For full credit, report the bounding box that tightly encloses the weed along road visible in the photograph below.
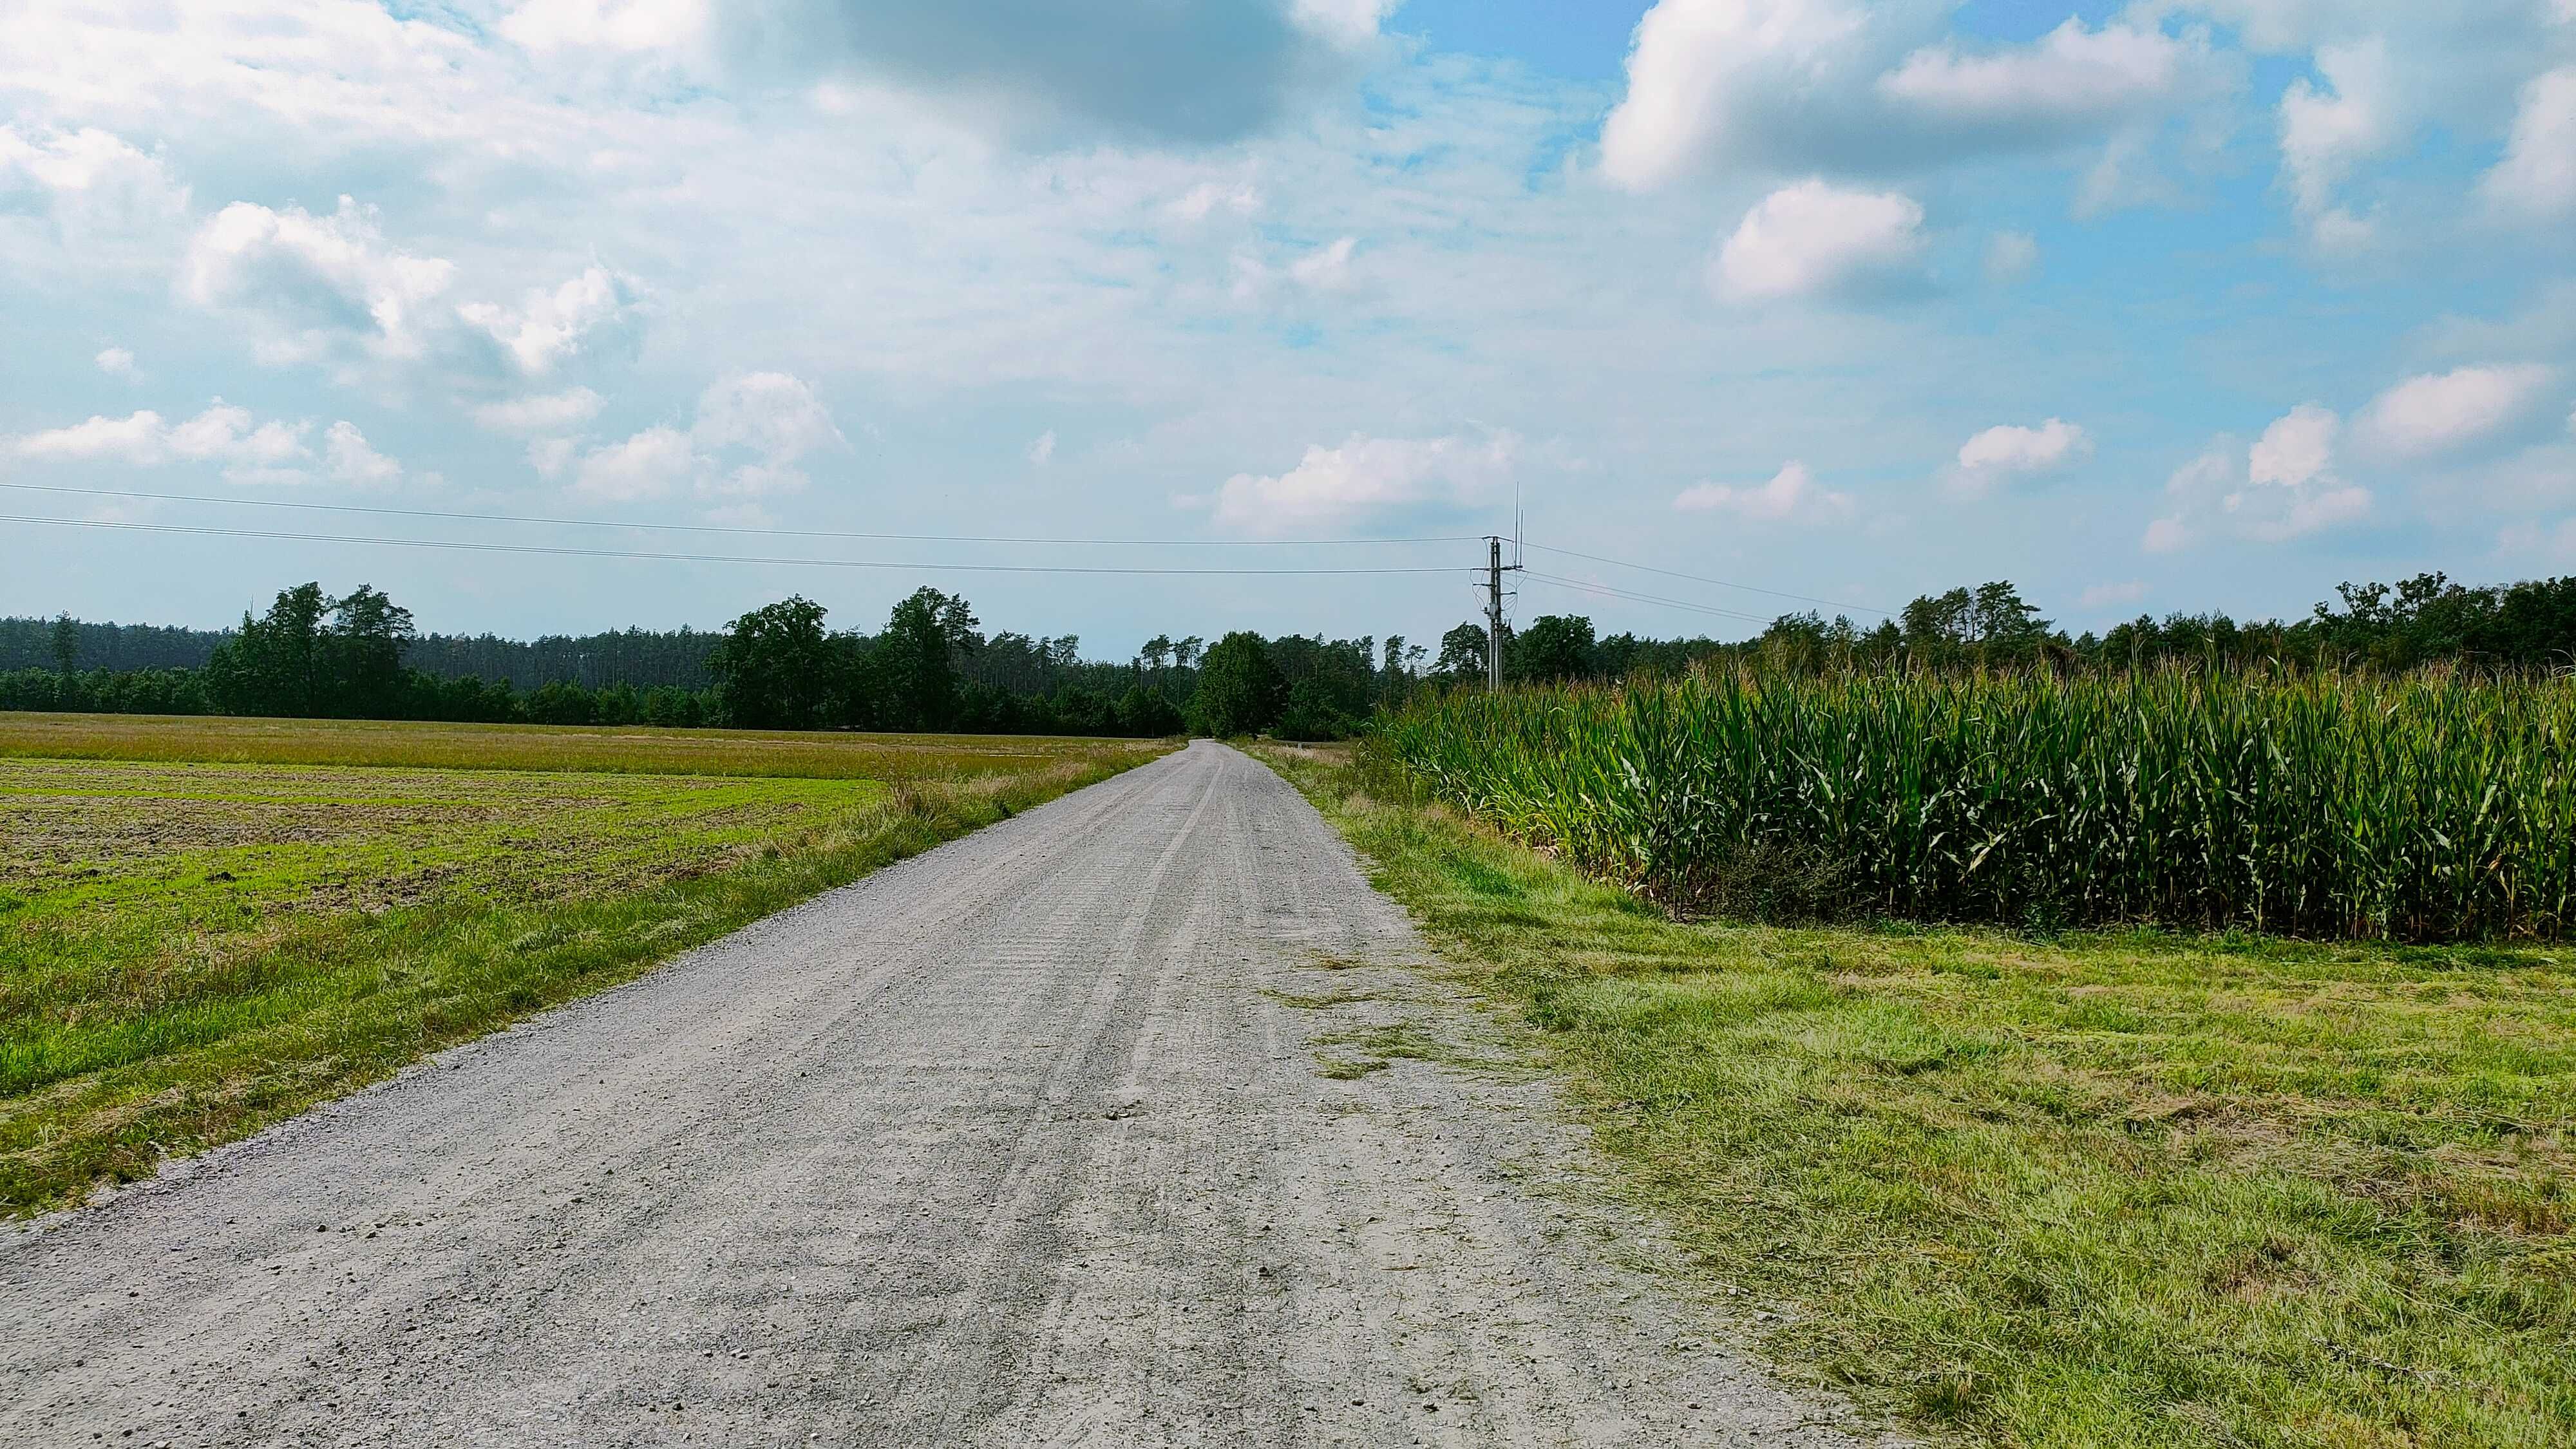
[0,742,1866,1447]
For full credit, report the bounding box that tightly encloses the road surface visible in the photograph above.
[3,742,1871,1446]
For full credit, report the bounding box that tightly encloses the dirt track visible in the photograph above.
[1,741,1871,1446]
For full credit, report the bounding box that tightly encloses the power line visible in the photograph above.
[0,481,1479,549]
[1520,542,1890,616]
[0,514,1480,578]
[1521,570,1778,626]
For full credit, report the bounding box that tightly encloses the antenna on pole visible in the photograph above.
[1483,534,1521,693]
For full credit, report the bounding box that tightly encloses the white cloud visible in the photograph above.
[0,124,191,254]
[1984,230,2039,283]
[1673,460,1854,522]
[1027,430,1057,466]
[1944,418,2092,498]
[1600,2,2209,191]
[1878,20,2201,136]
[2277,39,2397,245]
[1712,181,1926,305]
[179,198,458,368]
[498,0,713,58]
[1211,433,1515,536]
[573,423,698,502]
[180,198,637,381]
[6,402,312,483]
[1603,0,1854,190]
[457,266,641,377]
[472,388,608,436]
[93,346,140,381]
[2355,363,2559,459]
[2481,67,2576,218]
[692,372,843,460]
[571,372,843,502]
[323,421,402,487]
[1291,0,1396,50]
[2147,405,2371,550]
[2248,402,2338,488]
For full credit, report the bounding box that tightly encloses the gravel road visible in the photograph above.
[3,741,1875,1447]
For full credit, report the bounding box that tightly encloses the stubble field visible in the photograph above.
[0,713,1171,1216]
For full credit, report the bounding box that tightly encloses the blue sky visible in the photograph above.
[4,1,2573,653]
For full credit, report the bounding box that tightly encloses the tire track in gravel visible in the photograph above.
[2,741,1886,1447]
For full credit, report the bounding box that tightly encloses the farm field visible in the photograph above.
[1378,671,2576,943]
[0,710,1139,780]
[0,713,1171,1216]
[1260,743,2576,1448]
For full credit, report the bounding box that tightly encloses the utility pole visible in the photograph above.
[1484,535,1519,692]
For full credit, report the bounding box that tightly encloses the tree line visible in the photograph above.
[8,569,2570,735]
[0,614,728,690]
[1432,573,2576,684]
[0,580,1420,738]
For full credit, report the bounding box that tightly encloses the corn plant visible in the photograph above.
[1367,668,2576,942]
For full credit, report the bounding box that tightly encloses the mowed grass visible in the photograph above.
[1,714,1172,1216]
[1257,746,2576,1448]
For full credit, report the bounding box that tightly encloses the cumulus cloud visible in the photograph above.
[2277,39,2397,245]
[2481,66,2576,218]
[1672,461,1854,522]
[2145,404,2371,551]
[570,372,844,502]
[2354,363,2559,459]
[0,124,191,253]
[1599,1,2211,190]
[472,387,608,435]
[94,346,140,381]
[1877,19,2205,140]
[1943,418,2091,498]
[179,198,458,368]
[457,266,642,377]
[323,421,402,487]
[573,424,698,503]
[1027,430,1056,465]
[179,197,638,380]
[6,402,312,483]
[1712,181,1927,305]
[1210,433,1515,536]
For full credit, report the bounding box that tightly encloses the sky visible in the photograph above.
[4,1,2573,655]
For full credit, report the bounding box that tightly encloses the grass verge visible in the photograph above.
[3,728,1168,1217]
[1254,744,2576,1448]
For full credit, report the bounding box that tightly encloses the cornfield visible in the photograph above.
[1367,670,2576,942]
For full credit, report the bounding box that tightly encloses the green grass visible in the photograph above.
[1,719,1171,1216]
[1257,746,2576,1448]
